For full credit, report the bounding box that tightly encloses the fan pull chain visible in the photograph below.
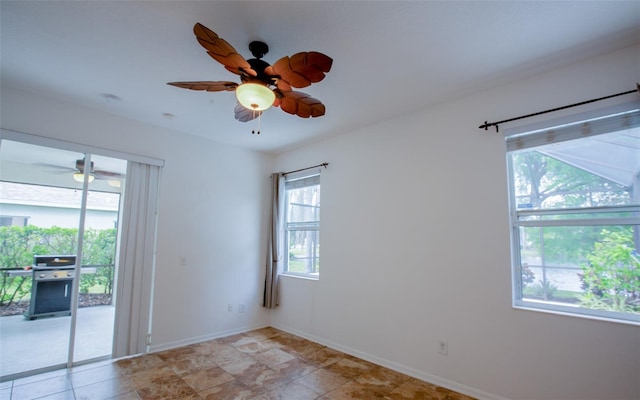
[251,110,262,135]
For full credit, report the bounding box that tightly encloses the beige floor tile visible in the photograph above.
[387,378,451,400]
[244,327,284,341]
[218,333,260,348]
[33,389,77,400]
[235,339,279,355]
[115,354,165,375]
[156,344,199,363]
[354,365,410,388]
[74,375,135,400]
[295,368,351,394]
[236,364,290,392]
[107,391,142,400]
[181,365,235,392]
[300,346,344,368]
[218,353,262,375]
[10,374,73,400]
[199,379,260,400]
[170,353,219,376]
[262,380,320,400]
[254,347,296,367]
[320,380,392,399]
[134,374,199,400]
[69,363,123,387]
[126,366,178,388]
[6,328,476,400]
[270,357,318,379]
[325,357,374,379]
[211,346,251,367]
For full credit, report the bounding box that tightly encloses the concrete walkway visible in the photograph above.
[0,305,114,378]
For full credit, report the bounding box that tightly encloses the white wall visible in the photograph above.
[1,86,273,348]
[271,45,640,400]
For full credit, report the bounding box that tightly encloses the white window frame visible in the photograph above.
[283,172,321,279]
[505,105,640,325]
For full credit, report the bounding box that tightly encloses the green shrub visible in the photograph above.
[0,226,116,306]
[579,229,639,312]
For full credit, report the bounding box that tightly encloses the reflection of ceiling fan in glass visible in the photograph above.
[41,158,124,186]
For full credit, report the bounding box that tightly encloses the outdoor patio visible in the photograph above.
[0,305,114,380]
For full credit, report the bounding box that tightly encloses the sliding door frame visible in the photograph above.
[1,129,164,371]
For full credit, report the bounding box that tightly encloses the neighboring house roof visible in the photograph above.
[0,181,119,211]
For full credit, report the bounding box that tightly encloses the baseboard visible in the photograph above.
[270,323,511,400]
[147,322,270,353]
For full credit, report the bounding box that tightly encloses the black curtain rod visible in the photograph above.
[282,162,329,176]
[479,83,640,132]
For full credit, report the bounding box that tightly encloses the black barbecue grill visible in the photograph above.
[24,255,76,320]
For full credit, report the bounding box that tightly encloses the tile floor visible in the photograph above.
[1,327,476,399]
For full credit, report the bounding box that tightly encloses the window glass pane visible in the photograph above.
[287,185,320,223]
[518,225,639,312]
[286,230,320,275]
[284,176,321,277]
[511,152,631,212]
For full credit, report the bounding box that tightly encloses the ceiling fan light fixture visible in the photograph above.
[73,172,95,183]
[235,83,275,111]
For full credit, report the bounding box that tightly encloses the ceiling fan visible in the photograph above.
[168,23,333,123]
[39,158,124,183]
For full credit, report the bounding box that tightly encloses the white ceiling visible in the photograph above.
[2,1,639,154]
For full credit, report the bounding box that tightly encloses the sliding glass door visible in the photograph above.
[0,140,126,378]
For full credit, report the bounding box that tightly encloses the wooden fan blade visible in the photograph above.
[234,103,262,122]
[167,81,238,92]
[276,91,326,118]
[193,23,256,77]
[264,66,292,92]
[272,51,333,89]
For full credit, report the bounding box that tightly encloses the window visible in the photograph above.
[506,109,640,324]
[0,215,29,227]
[284,173,320,278]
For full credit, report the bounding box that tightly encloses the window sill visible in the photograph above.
[281,273,319,281]
[513,302,640,326]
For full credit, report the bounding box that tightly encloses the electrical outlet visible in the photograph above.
[227,304,233,312]
[239,304,246,313]
[437,340,448,355]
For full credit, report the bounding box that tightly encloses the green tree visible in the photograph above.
[513,152,629,210]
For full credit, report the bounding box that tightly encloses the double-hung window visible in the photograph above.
[284,173,320,278]
[506,108,640,324]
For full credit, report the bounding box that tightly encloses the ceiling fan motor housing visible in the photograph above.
[246,58,275,85]
[249,41,269,59]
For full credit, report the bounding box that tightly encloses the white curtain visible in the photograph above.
[112,161,161,357]
[263,173,285,309]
